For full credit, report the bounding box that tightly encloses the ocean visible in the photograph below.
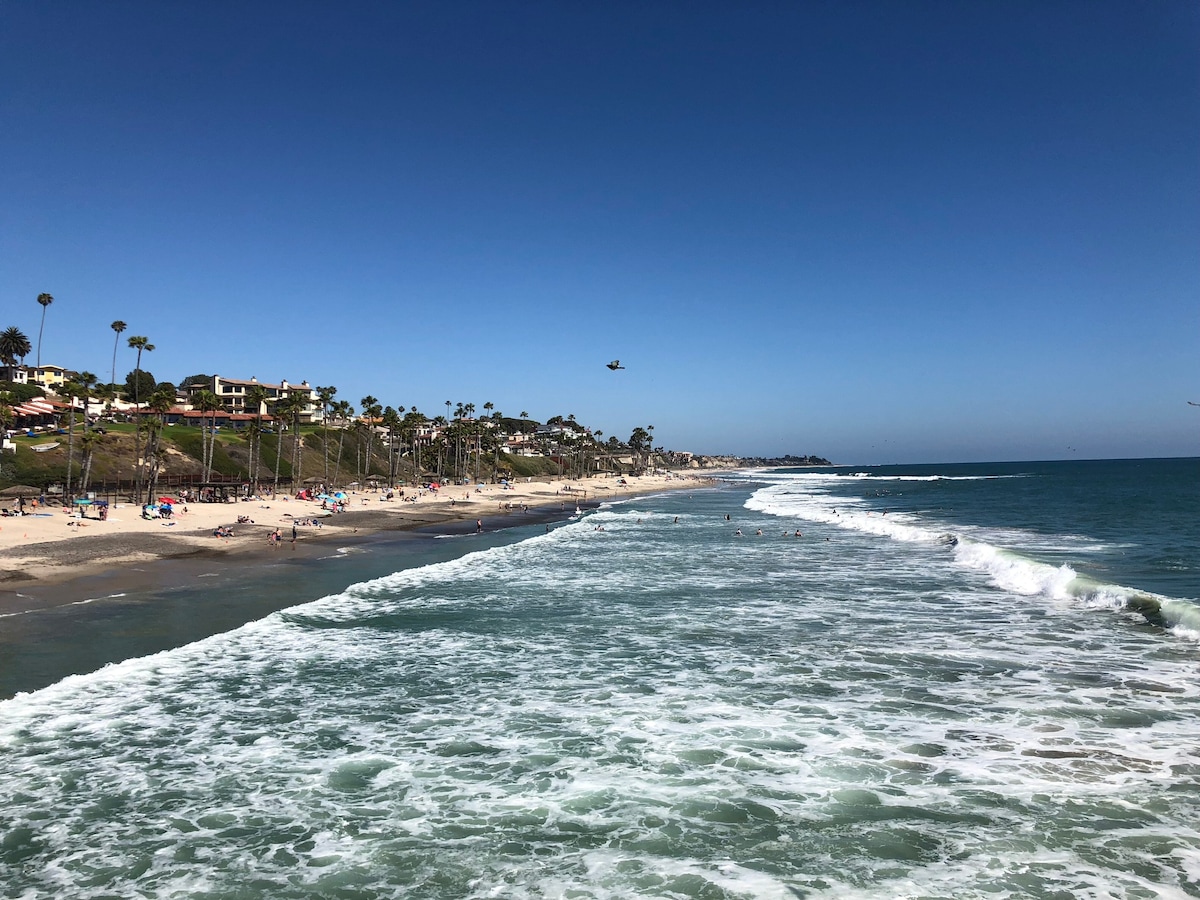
[1,458,1198,899]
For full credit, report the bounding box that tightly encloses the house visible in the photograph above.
[186,376,321,423]
[7,364,68,389]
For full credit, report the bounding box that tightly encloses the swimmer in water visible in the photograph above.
[734,529,742,536]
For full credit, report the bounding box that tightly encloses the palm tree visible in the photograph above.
[360,395,380,476]
[127,336,154,497]
[76,371,97,432]
[35,293,53,368]
[381,405,401,486]
[192,390,222,482]
[271,394,284,497]
[60,381,82,498]
[142,388,176,503]
[316,385,337,485]
[332,400,353,486]
[78,430,102,495]
[520,411,529,434]
[281,391,309,488]
[0,327,31,380]
[245,384,270,487]
[109,321,126,391]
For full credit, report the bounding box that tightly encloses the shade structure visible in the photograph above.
[0,485,41,497]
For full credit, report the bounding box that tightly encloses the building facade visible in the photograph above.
[186,376,321,423]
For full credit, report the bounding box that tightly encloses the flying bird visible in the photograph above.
[606,360,625,371]
[1190,401,1200,407]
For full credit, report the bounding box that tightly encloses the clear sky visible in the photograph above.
[2,1,1197,463]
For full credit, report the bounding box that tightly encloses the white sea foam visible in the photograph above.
[745,479,1200,638]
[2,485,1198,898]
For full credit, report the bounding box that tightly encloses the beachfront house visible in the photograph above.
[186,376,321,424]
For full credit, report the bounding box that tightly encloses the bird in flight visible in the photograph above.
[606,360,625,370]
[1189,401,1200,407]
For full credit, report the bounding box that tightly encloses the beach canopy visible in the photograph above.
[0,485,41,497]
[73,498,94,505]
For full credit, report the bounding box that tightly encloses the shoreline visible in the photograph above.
[0,472,708,617]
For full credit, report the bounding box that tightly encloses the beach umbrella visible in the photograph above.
[0,485,41,497]
[73,498,94,505]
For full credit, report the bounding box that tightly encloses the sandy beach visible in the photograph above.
[0,472,708,609]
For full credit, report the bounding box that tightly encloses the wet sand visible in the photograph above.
[0,474,704,617]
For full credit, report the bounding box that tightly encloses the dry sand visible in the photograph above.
[0,472,707,591]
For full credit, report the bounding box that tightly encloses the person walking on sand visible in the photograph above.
[291,522,298,548]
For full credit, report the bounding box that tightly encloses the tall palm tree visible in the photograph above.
[60,381,82,498]
[360,395,380,476]
[78,430,102,495]
[456,403,469,481]
[109,321,127,391]
[142,388,176,503]
[127,336,154,497]
[35,293,53,368]
[317,385,337,485]
[281,391,309,489]
[76,371,97,432]
[381,405,401,486]
[192,390,222,482]
[0,327,31,381]
[332,399,353,486]
[271,394,284,497]
[245,384,270,487]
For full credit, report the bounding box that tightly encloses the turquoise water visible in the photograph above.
[1,459,1199,898]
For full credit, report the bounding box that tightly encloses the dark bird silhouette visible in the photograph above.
[606,360,625,370]
[1189,401,1200,407]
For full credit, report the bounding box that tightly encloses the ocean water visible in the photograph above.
[1,458,1199,899]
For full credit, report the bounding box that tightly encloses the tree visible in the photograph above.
[60,381,82,498]
[245,384,270,486]
[628,427,651,470]
[332,400,354,485]
[35,293,53,368]
[317,385,337,485]
[360,395,380,476]
[179,374,211,391]
[78,430,102,495]
[124,369,156,400]
[142,388,176,503]
[76,371,98,432]
[381,405,401,485]
[127,336,154,498]
[192,390,222,482]
[109,321,126,390]
[281,391,309,488]
[0,327,31,380]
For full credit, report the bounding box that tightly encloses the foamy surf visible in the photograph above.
[746,477,1200,638]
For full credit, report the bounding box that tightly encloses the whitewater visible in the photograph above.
[2,459,1198,898]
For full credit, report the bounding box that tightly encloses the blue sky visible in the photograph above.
[2,1,1197,463]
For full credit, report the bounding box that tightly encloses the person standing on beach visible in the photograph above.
[476,519,483,533]
[291,522,298,548]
